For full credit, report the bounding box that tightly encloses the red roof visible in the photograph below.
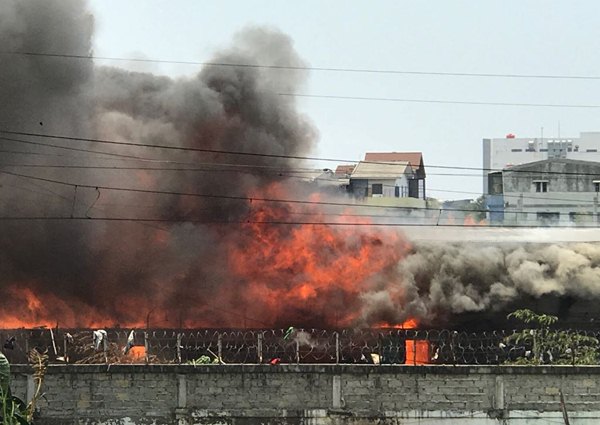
[364,152,424,173]
[335,164,356,176]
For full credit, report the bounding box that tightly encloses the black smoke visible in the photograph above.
[0,0,317,327]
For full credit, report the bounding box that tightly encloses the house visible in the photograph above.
[348,160,414,198]
[485,158,600,226]
[334,164,356,178]
[364,152,426,199]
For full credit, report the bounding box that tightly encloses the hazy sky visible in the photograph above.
[89,1,600,199]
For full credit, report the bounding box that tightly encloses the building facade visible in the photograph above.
[364,152,426,199]
[482,132,600,193]
[348,161,414,198]
[486,158,600,226]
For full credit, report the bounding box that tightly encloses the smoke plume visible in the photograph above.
[358,242,600,328]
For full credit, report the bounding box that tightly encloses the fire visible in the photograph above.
[227,183,411,327]
[463,215,487,226]
[1,182,413,329]
[375,318,430,364]
[377,318,419,329]
[127,346,146,360]
[405,339,430,365]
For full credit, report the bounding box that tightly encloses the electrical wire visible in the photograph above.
[4,50,600,81]
[281,93,600,108]
[0,215,587,228]
[2,162,600,207]
[3,129,600,178]
[3,168,600,220]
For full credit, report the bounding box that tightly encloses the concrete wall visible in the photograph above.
[503,160,600,193]
[8,364,600,425]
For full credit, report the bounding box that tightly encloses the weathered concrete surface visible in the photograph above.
[9,364,600,424]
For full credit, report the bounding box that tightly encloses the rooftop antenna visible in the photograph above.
[541,126,544,143]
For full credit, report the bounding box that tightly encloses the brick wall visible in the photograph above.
[8,364,600,424]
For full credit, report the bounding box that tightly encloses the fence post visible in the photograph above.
[412,337,417,366]
[378,333,383,366]
[296,339,300,364]
[335,332,340,365]
[451,331,457,365]
[176,333,182,364]
[63,333,68,363]
[144,332,149,364]
[217,333,223,363]
[257,332,263,364]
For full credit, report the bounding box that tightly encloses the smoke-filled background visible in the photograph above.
[1,0,600,330]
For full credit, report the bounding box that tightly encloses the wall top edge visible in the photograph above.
[10,364,600,375]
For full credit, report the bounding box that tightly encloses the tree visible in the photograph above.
[465,196,486,222]
[504,309,599,365]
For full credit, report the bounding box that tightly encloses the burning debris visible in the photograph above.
[69,331,150,364]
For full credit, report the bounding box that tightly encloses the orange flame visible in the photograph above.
[405,339,430,365]
[1,182,413,329]
[127,346,146,360]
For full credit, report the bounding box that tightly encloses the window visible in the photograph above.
[537,212,560,225]
[534,181,548,192]
[394,186,400,197]
[540,148,548,152]
[595,182,600,193]
[587,149,598,153]
[511,148,523,152]
[372,183,383,195]
[569,212,580,223]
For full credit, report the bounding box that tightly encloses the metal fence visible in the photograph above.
[1,328,598,365]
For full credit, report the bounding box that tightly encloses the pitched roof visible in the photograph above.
[364,152,424,170]
[350,161,411,179]
[335,164,356,177]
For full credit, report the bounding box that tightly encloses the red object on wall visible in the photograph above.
[506,133,516,138]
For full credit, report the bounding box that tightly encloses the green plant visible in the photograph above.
[187,355,219,366]
[1,349,49,424]
[1,350,29,424]
[505,309,599,365]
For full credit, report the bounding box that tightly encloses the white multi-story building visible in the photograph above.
[482,132,600,193]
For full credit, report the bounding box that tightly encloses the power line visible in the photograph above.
[0,168,427,210]
[5,168,600,221]
[280,93,600,109]
[0,161,595,181]
[0,215,588,228]
[0,135,155,161]
[3,129,600,178]
[3,162,600,206]
[3,50,600,81]
[3,132,600,208]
